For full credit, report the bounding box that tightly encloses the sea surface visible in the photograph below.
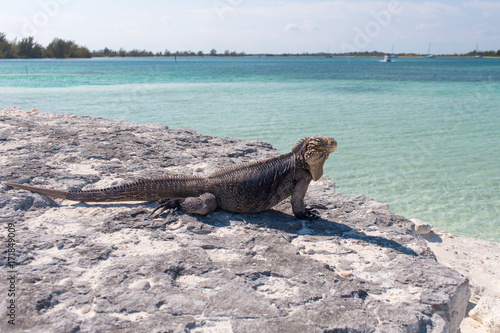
[1,56,499,242]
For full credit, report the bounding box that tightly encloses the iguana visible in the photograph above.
[6,136,337,219]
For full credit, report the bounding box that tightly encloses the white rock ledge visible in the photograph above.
[1,107,497,333]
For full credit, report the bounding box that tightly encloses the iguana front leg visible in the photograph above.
[291,177,318,219]
[150,193,217,218]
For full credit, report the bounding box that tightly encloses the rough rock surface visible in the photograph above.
[423,228,500,333]
[0,107,470,332]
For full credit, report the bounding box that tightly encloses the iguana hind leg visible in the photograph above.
[150,193,217,218]
[180,193,217,215]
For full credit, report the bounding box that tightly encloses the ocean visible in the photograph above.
[1,56,499,242]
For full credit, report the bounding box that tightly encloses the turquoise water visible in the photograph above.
[1,57,499,241]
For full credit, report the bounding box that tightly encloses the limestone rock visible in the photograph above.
[58,278,74,286]
[128,280,151,291]
[0,108,471,333]
[364,200,390,211]
[411,218,434,235]
[469,293,500,333]
[0,127,13,140]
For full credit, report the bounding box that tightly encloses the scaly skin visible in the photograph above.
[6,136,337,219]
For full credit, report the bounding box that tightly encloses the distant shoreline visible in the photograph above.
[1,54,500,60]
[2,32,499,59]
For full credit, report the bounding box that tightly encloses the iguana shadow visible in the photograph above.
[73,201,418,256]
[206,209,418,257]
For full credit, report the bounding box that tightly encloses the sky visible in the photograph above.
[1,0,499,55]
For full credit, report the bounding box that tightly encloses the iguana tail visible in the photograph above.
[6,176,206,203]
[5,182,68,199]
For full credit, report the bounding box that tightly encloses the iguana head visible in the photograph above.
[293,136,337,181]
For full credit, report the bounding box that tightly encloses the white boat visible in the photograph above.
[474,42,483,58]
[382,55,392,62]
[427,43,435,58]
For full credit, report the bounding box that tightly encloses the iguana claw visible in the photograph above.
[305,207,321,220]
[149,199,180,218]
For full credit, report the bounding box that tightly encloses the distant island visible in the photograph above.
[1,33,499,59]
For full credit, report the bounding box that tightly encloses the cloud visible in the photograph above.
[463,1,500,9]
[284,20,319,32]
[415,22,443,31]
[400,1,460,16]
[302,20,319,31]
[118,11,152,18]
[198,26,214,34]
[238,1,378,19]
[284,23,300,32]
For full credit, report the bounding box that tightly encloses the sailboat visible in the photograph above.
[427,43,435,58]
[391,43,398,58]
[474,42,483,58]
[325,47,333,58]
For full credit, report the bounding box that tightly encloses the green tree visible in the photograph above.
[46,38,90,58]
[46,38,72,58]
[0,32,15,58]
[127,49,153,57]
[69,44,91,58]
[210,49,217,56]
[17,37,44,58]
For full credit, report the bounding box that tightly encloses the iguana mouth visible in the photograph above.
[325,138,337,153]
